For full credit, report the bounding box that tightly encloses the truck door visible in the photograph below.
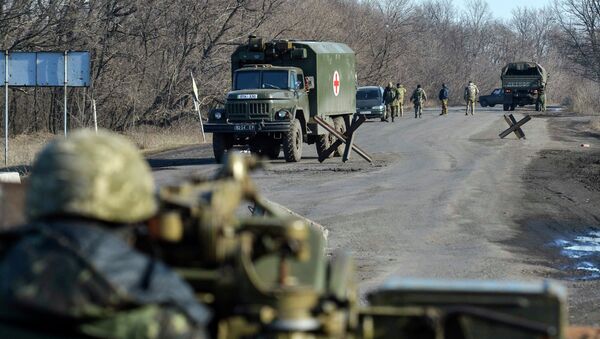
[291,71,310,118]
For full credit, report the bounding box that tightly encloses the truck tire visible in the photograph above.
[283,119,302,162]
[503,104,509,111]
[316,132,333,159]
[333,117,346,157]
[213,133,233,164]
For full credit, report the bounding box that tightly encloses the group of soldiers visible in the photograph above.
[382,81,482,119]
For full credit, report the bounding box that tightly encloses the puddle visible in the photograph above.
[553,230,600,280]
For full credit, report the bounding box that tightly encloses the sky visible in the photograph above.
[454,0,552,20]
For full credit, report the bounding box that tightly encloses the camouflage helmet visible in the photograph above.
[26,129,157,224]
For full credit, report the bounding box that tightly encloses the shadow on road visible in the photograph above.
[147,157,215,169]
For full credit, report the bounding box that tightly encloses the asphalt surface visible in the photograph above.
[150,105,600,325]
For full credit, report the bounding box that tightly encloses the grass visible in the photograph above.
[1,122,209,169]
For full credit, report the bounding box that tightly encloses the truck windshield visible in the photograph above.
[356,89,381,100]
[234,70,289,90]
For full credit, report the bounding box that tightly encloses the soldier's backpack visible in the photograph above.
[465,85,477,101]
[413,88,424,103]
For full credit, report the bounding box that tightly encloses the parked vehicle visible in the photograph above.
[356,86,385,119]
[203,36,357,163]
[501,62,547,111]
[479,88,503,107]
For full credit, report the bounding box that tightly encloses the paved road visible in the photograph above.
[150,105,571,301]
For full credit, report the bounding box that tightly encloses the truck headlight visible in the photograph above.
[277,110,289,119]
[214,111,222,120]
[373,105,385,110]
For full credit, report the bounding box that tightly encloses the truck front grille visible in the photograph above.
[226,102,270,120]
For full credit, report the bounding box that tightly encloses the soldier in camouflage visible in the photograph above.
[0,130,209,338]
[410,84,427,118]
[395,83,406,118]
[538,87,547,112]
[383,82,397,122]
[464,81,479,116]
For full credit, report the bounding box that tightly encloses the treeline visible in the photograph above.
[0,0,596,134]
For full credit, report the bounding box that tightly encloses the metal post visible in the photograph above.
[64,51,68,137]
[4,51,8,166]
[92,99,98,134]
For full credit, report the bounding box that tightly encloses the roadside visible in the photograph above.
[511,114,600,325]
[0,123,207,174]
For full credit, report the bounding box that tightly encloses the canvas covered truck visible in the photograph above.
[203,36,356,163]
[501,62,548,111]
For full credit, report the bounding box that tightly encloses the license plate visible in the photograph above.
[359,110,372,114]
[234,124,256,132]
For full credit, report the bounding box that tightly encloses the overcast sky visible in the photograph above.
[454,0,551,19]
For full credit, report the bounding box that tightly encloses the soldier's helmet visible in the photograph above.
[388,81,393,87]
[26,129,158,224]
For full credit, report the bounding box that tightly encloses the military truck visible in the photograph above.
[501,62,547,111]
[203,36,356,163]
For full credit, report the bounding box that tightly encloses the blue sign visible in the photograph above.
[36,52,65,86]
[0,54,4,82]
[9,52,36,86]
[0,51,90,87]
[67,52,91,87]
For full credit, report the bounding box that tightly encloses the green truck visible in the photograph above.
[203,36,356,163]
[501,62,548,111]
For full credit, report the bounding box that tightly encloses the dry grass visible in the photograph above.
[124,123,210,155]
[2,122,209,168]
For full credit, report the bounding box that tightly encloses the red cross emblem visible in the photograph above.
[333,71,340,96]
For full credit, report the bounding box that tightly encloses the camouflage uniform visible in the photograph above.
[395,84,406,118]
[464,81,479,115]
[538,89,547,112]
[0,130,209,339]
[438,84,449,115]
[411,86,427,118]
[383,82,397,122]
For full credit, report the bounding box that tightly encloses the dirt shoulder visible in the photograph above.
[515,114,600,325]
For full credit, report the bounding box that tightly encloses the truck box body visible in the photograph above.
[501,62,547,110]
[232,40,356,119]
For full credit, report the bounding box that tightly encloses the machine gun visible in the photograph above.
[149,153,568,339]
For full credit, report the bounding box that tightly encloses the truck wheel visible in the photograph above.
[333,117,346,157]
[213,133,233,164]
[283,119,302,162]
[503,104,509,111]
[316,132,333,159]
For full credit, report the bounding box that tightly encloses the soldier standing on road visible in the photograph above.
[538,87,547,112]
[464,81,479,116]
[383,82,397,122]
[0,130,210,338]
[411,84,427,118]
[395,83,407,118]
[438,83,449,116]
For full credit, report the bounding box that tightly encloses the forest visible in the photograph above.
[0,0,598,135]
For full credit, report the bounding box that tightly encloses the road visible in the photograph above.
[150,106,600,325]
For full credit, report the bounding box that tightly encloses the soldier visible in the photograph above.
[395,83,407,118]
[0,130,209,338]
[410,84,427,118]
[383,82,397,122]
[538,87,547,112]
[438,83,449,116]
[464,81,479,116]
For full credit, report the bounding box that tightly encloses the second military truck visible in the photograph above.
[501,62,547,111]
[203,36,356,163]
